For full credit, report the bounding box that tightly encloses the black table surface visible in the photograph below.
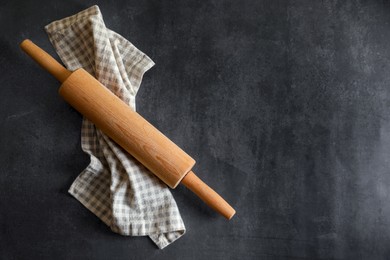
[2,0,390,259]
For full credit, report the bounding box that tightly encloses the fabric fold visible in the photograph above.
[45,5,185,249]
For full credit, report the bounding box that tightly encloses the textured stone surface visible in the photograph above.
[2,0,390,259]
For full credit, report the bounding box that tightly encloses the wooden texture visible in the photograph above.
[59,69,195,188]
[20,39,236,219]
[20,40,71,83]
[182,171,236,219]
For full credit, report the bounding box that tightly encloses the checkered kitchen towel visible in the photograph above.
[45,5,185,249]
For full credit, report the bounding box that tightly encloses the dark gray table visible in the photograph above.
[2,0,390,259]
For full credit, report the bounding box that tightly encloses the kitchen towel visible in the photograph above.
[45,5,185,249]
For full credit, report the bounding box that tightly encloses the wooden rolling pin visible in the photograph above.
[20,39,235,220]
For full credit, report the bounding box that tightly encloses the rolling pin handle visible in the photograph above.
[20,39,71,83]
[181,171,236,220]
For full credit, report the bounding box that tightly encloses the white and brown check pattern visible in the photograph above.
[45,5,185,249]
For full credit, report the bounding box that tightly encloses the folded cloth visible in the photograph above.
[45,5,185,249]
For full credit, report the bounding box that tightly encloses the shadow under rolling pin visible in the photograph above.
[20,39,236,220]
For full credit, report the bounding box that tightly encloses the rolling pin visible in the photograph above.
[20,39,235,220]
